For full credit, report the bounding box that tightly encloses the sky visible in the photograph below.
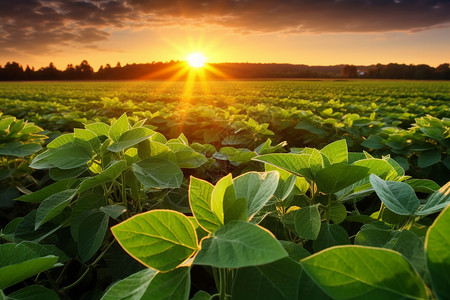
[1,0,449,70]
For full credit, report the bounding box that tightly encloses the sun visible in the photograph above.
[187,53,207,68]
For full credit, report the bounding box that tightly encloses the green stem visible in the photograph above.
[61,240,115,291]
[219,268,225,300]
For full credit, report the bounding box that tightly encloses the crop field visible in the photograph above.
[0,79,449,299]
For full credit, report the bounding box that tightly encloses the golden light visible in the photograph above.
[187,53,206,68]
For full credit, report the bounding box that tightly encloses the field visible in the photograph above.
[0,80,449,299]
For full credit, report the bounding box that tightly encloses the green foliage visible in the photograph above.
[0,83,449,300]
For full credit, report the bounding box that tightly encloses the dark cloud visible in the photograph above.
[0,0,449,55]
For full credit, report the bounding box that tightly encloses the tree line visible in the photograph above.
[0,60,449,80]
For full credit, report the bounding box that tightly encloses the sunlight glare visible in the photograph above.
[187,53,206,68]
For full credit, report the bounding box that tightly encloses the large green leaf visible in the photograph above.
[418,150,441,168]
[142,267,190,300]
[108,127,154,152]
[109,113,130,142]
[417,181,450,216]
[426,205,450,300]
[7,285,59,300]
[0,243,58,289]
[232,258,304,300]
[313,223,350,252]
[233,171,279,219]
[211,174,233,224]
[253,153,313,180]
[0,141,41,157]
[355,227,427,281]
[370,175,420,215]
[194,221,287,268]
[188,177,221,233]
[320,139,348,165]
[405,179,440,193]
[74,128,101,151]
[78,161,126,193]
[112,210,199,272]
[167,143,208,168]
[16,179,77,203]
[101,269,158,300]
[78,210,109,262]
[352,158,395,180]
[35,189,77,229]
[45,142,93,170]
[301,245,428,300]
[132,158,183,189]
[294,205,321,240]
[316,164,370,194]
[85,122,111,137]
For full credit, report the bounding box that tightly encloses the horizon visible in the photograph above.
[2,60,449,72]
[1,1,449,70]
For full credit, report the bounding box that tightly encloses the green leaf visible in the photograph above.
[112,210,198,272]
[370,175,420,216]
[142,267,190,300]
[352,158,395,180]
[313,223,350,252]
[19,242,69,264]
[101,205,127,219]
[47,142,93,170]
[355,227,428,281]
[194,220,287,268]
[101,269,158,300]
[309,148,324,176]
[301,245,428,300]
[188,177,221,233]
[233,171,279,219]
[417,181,450,216]
[418,150,441,168]
[108,127,154,152]
[74,128,101,151]
[0,243,58,289]
[328,203,347,224]
[16,179,77,203]
[0,141,41,157]
[78,210,109,262]
[406,179,440,193]
[232,257,303,300]
[211,174,233,224]
[316,164,370,194]
[361,135,384,150]
[253,153,313,180]
[35,189,77,229]
[294,205,321,240]
[167,143,208,168]
[426,205,450,300]
[190,291,211,300]
[320,139,348,165]
[7,285,59,300]
[109,113,130,142]
[78,161,126,193]
[85,122,110,137]
[133,158,183,189]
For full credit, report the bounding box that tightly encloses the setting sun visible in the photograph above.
[187,53,206,68]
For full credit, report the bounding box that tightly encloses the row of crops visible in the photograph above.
[0,80,449,299]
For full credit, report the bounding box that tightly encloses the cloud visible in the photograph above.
[0,0,449,56]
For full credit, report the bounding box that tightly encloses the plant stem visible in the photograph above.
[61,240,115,291]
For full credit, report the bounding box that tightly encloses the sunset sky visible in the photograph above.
[1,0,449,70]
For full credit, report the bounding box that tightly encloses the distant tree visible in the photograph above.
[63,64,76,80]
[2,62,24,80]
[342,65,358,78]
[75,60,94,79]
[435,63,450,79]
[37,62,61,80]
